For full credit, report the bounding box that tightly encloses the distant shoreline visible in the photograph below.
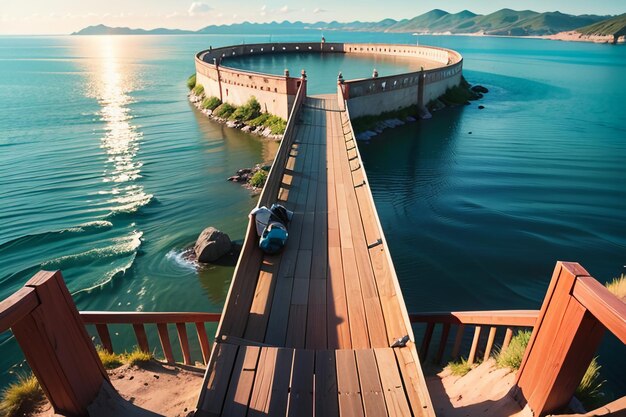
[417,31,625,44]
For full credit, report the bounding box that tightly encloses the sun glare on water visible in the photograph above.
[84,36,152,216]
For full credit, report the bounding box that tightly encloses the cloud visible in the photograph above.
[260,5,267,16]
[188,2,212,16]
[313,8,328,14]
[278,5,292,14]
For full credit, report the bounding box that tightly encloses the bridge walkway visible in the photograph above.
[196,94,434,417]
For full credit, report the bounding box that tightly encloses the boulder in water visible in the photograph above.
[194,227,232,263]
[471,85,489,94]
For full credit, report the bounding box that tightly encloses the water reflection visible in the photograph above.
[84,36,151,216]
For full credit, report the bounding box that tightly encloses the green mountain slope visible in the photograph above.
[576,13,626,36]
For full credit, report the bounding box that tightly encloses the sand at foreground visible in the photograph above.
[34,361,204,417]
[426,359,531,417]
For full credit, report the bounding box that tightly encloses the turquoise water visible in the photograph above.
[1,32,625,398]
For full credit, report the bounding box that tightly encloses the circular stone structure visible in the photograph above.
[195,42,463,119]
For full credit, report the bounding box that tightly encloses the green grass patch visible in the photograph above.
[0,373,44,417]
[192,84,204,97]
[229,96,262,121]
[213,103,236,119]
[495,330,531,370]
[439,85,480,106]
[605,273,626,300]
[265,115,287,135]
[447,357,473,377]
[576,357,605,410]
[97,346,124,370]
[187,74,196,90]
[202,96,222,111]
[124,348,153,367]
[351,105,418,133]
[248,113,271,127]
[249,170,268,188]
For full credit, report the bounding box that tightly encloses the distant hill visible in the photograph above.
[71,24,194,35]
[576,13,626,36]
[72,9,620,38]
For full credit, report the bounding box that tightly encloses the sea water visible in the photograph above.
[0,31,624,397]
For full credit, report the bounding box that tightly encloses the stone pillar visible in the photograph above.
[214,58,223,103]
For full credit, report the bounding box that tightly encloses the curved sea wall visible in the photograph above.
[194,42,463,119]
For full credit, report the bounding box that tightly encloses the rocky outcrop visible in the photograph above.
[194,227,232,263]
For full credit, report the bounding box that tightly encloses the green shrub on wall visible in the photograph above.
[248,113,271,127]
[192,84,204,97]
[187,74,196,90]
[213,103,236,118]
[202,96,222,111]
[229,97,262,121]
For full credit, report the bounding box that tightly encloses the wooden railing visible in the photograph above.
[80,312,220,366]
[409,310,538,365]
[515,262,626,416]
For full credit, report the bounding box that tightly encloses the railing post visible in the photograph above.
[11,271,109,417]
[514,262,606,416]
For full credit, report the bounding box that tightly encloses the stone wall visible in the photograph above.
[194,42,463,120]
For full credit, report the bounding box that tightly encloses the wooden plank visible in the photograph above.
[355,349,388,417]
[394,347,436,417]
[374,348,411,417]
[573,276,626,343]
[435,323,451,365]
[196,322,211,365]
[336,350,365,417]
[408,310,538,327]
[244,260,279,343]
[95,324,113,354]
[200,342,238,416]
[315,350,339,417]
[222,346,261,417]
[288,349,315,417]
[132,323,150,353]
[451,324,465,359]
[502,328,514,352]
[327,246,351,349]
[420,323,435,360]
[248,347,294,417]
[80,311,221,324]
[157,323,175,364]
[468,326,481,365]
[176,323,192,365]
[16,271,108,415]
[306,279,327,349]
[0,286,39,332]
[483,326,497,362]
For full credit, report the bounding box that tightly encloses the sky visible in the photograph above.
[0,0,624,35]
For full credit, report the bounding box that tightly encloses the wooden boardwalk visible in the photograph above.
[196,95,434,417]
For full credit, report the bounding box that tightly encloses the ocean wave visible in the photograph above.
[41,231,143,270]
[0,220,113,251]
[165,248,198,271]
[72,252,137,296]
[105,193,155,218]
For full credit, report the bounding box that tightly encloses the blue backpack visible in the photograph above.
[259,222,288,254]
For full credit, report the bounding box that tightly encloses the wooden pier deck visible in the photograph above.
[196,94,434,417]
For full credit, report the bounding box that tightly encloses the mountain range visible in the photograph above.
[72,9,626,38]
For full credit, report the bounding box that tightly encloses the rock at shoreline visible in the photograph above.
[356,130,377,141]
[194,227,232,263]
[471,85,489,94]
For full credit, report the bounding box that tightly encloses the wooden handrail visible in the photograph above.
[80,311,221,324]
[0,286,39,333]
[409,310,538,327]
[572,276,626,344]
[79,311,222,366]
